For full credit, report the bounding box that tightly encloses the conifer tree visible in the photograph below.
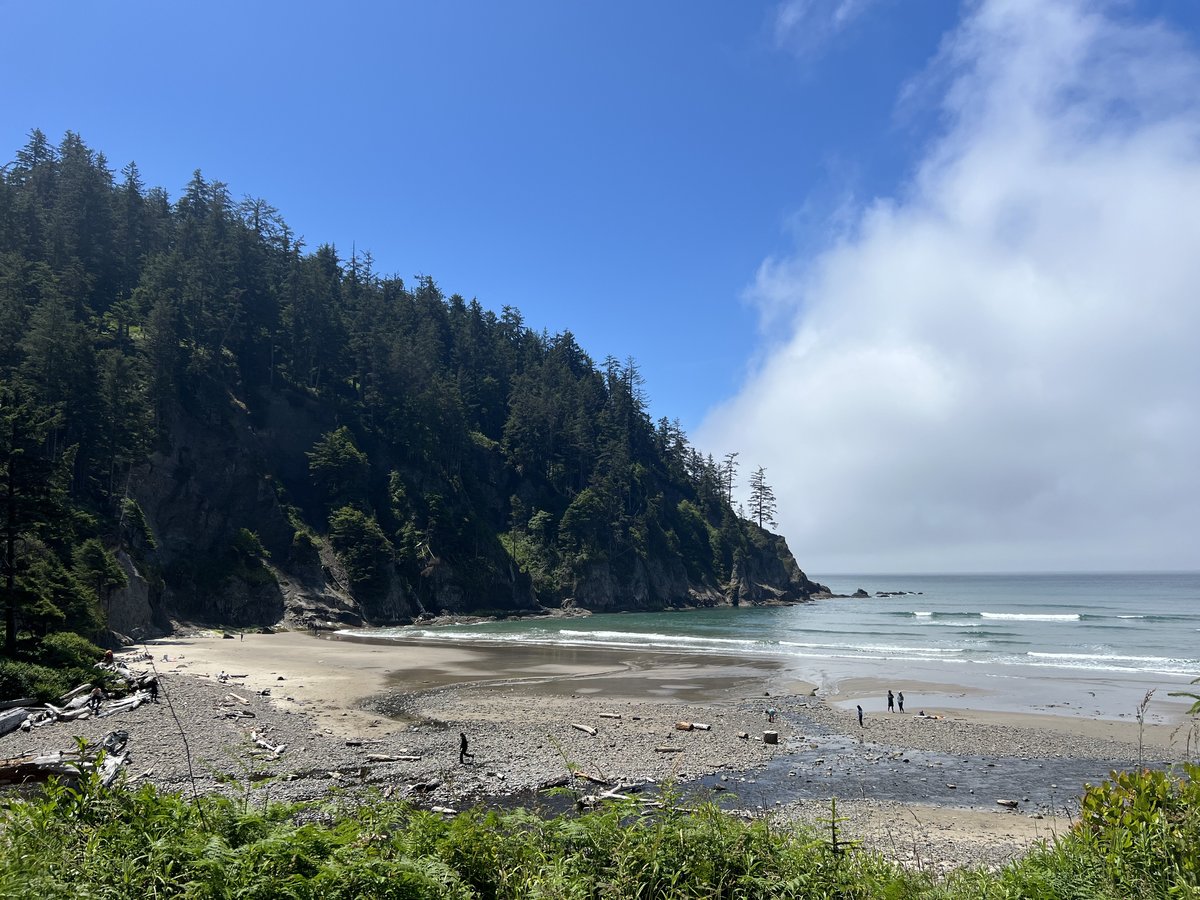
[748,465,778,530]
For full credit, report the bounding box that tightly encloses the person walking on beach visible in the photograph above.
[459,732,474,764]
[857,704,864,728]
[898,691,904,713]
[887,689,895,713]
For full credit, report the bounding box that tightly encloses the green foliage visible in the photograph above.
[1069,765,1200,893]
[558,487,608,552]
[36,629,104,670]
[0,786,930,899]
[290,528,320,566]
[231,527,269,561]
[308,426,369,511]
[121,497,156,549]
[0,631,111,700]
[328,505,393,598]
[0,658,73,701]
[1168,676,1200,716]
[73,536,127,599]
[1,768,1200,898]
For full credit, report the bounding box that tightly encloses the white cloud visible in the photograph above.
[701,0,1200,574]
[773,0,880,58]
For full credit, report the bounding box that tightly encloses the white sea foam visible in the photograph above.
[558,629,756,648]
[1026,651,1184,664]
[980,612,1080,621]
[778,640,963,655]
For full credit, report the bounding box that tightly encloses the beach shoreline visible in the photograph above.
[3,628,1194,871]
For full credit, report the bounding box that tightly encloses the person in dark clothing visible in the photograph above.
[857,704,864,728]
[459,732,474,764]
[146,677,159,702]
[898,691,904,713]
[887,689,895,712]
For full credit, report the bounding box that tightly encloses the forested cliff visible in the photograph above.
[0,130,825,647]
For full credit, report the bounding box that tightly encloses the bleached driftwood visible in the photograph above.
[570,723,597,736]
[366,753,422,762]
[98,691,149,716]
[250,730,285,758]
[58,684,93,703]
[0,731,129,787]
[0,708,27,737]
[598,712,622,720]
[573,770,611,786]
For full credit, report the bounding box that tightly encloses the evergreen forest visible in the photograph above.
[0,130,822,652]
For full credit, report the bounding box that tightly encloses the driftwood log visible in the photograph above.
[573,770,611,786]
[250,730,286,758]
[366,753,422,762]
[0,731,129,788]
[0,708,28,737]
[570,723,597,736]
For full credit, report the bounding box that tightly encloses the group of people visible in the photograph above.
[856,688,906,727]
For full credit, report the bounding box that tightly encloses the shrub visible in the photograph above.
[37,631,105,670]
[1068,765,1200,893]
[291,529,320,565]
[0,659,71,701]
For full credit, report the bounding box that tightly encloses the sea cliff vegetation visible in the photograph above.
[0,130,824,657]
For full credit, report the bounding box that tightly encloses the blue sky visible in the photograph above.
[4,1,1200,573]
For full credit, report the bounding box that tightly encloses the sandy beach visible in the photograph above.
[3,629,1194,872]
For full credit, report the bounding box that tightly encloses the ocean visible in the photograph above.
[344,572,1200,723]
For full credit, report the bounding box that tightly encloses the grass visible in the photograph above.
[0,766,1197,898]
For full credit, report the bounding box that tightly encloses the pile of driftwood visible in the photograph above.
[0,730,131,788]
[0,663,158,739]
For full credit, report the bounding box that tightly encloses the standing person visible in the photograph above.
[857,704,864,728]
[459,732,473,764]
[898,692,905,713]
[887,689,895,713]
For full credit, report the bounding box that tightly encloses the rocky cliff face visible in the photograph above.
[563,528,826,613]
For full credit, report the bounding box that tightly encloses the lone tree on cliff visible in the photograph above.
[748,465,777,530]
[721,451,739,504]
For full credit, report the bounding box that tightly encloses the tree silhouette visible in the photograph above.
[748,465,777,530]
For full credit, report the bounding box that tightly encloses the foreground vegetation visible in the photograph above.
[1,765,1196,898]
